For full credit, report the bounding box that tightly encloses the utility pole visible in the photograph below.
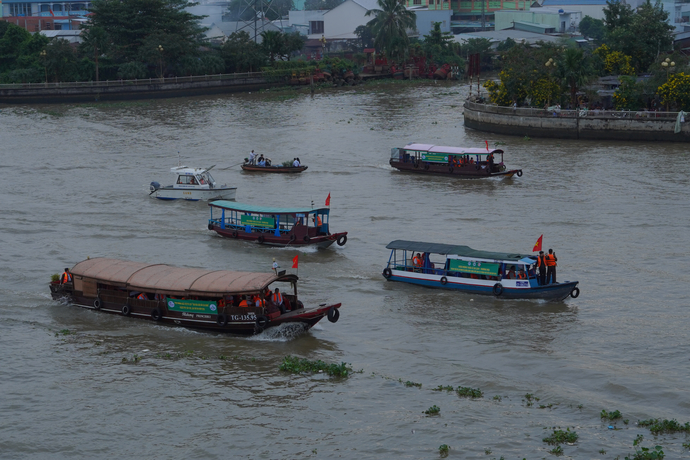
[481,0,485,31]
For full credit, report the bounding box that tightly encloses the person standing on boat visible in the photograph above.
[272,258,279,274]
[60,268,72,284]
[545,249,558,284]
[537,251,547,286]
[249,150,256,164]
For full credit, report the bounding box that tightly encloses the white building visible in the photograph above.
[318,0,380,40]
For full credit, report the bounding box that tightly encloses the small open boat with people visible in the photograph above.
[389,143,522,178]
[241,163,308,173]
[49,258,341,335]
[207,201,348,248]
[149,165,237,201]
[382,240,579,301]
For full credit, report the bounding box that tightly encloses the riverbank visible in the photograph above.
[464,100,690,142]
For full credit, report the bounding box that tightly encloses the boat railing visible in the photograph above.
[392,263,504,280]
[213,218,296,236]
[464,101,680,120]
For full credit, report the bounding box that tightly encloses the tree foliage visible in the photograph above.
[365,0,417,60]
[556,47,595,106]
[579,16,605,41]
[221,31,267,72]
[603,0,673,72]
[657,72,690,111]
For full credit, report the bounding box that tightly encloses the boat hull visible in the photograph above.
[49,283,339,335]
[152,187,237,201]
[210,224,347,248]
[241,165,308,173]
[390,160,521,178]
[385,270,578,301]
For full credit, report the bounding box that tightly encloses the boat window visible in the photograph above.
[205,172,215,183]
[196,175,206,185]
[177,175,194,185]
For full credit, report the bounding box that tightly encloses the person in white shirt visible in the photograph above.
[249,150,256,164]
[293,157,300,167]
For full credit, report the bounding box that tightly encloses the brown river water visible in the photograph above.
[1,81,689,459]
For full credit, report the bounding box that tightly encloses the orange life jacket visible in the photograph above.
[218,298,226,308]
[61,271,72,284]
[537,255,546,267]
[155,293,164,301]
[239,300,249,308]
[517,272,527,279]
[413,256,422,266]
[545,254,557,267]
[137,293,147,300]
[317,216,322,226]
[273,292,283,305]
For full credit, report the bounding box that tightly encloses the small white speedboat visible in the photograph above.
[149,165,237,201]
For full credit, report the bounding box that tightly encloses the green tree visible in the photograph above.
[603,0,673,72]
[221,31,266,72]
[579,16,605,41]
[354,24,374,49]
[44,38,80,82]
[283,32,307,60]
[261,30,286,63]
[657,72,690,111]
[613,75,645,110]
[0,23,33,73]
[83,0,207,69]
[365,0,417,60]
[79,26,110,81]
[459,38,493,70]
[556,47,595,106]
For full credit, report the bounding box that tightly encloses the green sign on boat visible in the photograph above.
[420,153,449,163]
[448,259,500,276]
[241,215,275,228]
[166,298,218,314]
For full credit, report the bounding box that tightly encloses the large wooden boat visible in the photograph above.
[241,164,308,173]
[382,240,579,301]
[149,165,237,201]
[208,201,348,248]
[389,143,522,178]
[49,258,341,335]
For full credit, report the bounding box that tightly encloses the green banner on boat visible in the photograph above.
[420,153,449,163]
[448,259,500,276]
[241,215,275,228]
[166,298,218,314]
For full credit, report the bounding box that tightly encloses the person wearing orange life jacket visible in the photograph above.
[60,268,72,284]
[517,269,527,280]
[238,296,250,308]
[253,295,265,308]
[536,251,547,285]
[154,293,164,301]
[412,253,423,271]
[545,248,558,284]
[136,292,148,300]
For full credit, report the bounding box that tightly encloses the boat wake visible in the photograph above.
[250,322,309,341]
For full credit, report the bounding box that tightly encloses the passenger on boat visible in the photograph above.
[272,288,286,311]
[293,158,301,167]
[254,295,265,307]
[154,293,164,301]
[412,253,423,270]
[60,268,72,284]
[136,292,148,300]
[272,258,279,274]
[506,266,516,279]
[487,153,494,171]
[265,158,272,166]
[257,155,266,166]
[190,177,198,185]
[239,296,250,308]
[537,251,547,285]
[517,269,527,280]
[249,150,256,164]
[545,249,558,284]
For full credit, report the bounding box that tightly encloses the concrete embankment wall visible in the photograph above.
[0,74,280,104]
[463,101,690,142]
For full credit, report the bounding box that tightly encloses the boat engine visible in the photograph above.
[149,181,160,192]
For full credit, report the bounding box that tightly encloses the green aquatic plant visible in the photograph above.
[624,435,664,460]
[542,428,578,445]
[432,385,455,392]
[601,409,623,420]
[400,379,421,388]
[484,448,492,454]
[424,405,440,415]
[279,355,353,377]
[539,403,554,409]
[493,395,502,401]
[549,445,564,455]
[50,273,60,282]
[638,419,690,434]
[456,386,483,398]
[438,444,449,457]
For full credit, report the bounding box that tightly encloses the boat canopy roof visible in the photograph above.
[386,240,534,263]
[209,201,326,214]
[70,258,295,296]
[403,143,503,155]
[170,165,213,175]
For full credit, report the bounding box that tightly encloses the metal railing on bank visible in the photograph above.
[0,70,298,90]
[464,100,679,120]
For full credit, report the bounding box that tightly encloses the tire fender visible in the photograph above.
[440,276,448,285]
[216,313,228,326]
[151,308,162,321]
[231,231,238,238]
[256,315,269,328]
[383,267,392,279]
[337,235,347,246]
[517,170,523,177]
[122,305,131,316]
[327,307,340,323]
[208,223,214,231]
[257,235,265,243]
[493,283,503,296]
[93,299,101,310]
[570,287,580,298]
[303,235,311,243]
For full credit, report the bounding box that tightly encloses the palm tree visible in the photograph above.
[556,47,594,107]
[365,0,416,60]
[80,26,110,82]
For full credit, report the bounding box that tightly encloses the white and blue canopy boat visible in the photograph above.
[382,240,580,301]
[149,165,236,201]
